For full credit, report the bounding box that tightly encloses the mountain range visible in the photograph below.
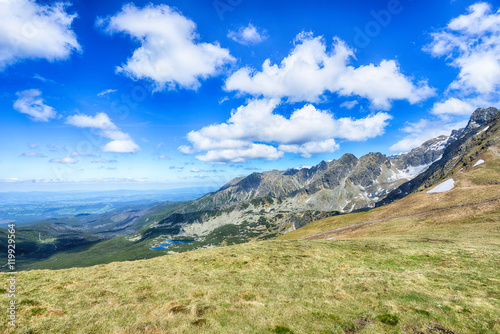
[148,107,498,237]
[1,106,499,270]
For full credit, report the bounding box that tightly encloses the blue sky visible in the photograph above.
[1,0,499,191]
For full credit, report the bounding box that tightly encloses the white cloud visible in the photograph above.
[33,74,55,83]
[21,152,45,157]
[196,144,284,164]
[97,89,117,97]
[178,145,195,154]
[340,100,358,109]
[100,4,235,91]
[227,23,267,45]
[1,178,21,183]
[66,112,115,129]
[389,3,500,152]
[279,139,339,158]
[66,112,140,153]
[424,2,500,115]
[225,32,434,109]
[431,97,475,116]
[389,118,467,152]
[13,89,57,122]
[180,98,391,163]
[102,140,139,153]
[50,157,78,164]
[0,0,80,70]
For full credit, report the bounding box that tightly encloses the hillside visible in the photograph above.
[282,107,500,241]
[1,109,499,333]
[378,107,500,206]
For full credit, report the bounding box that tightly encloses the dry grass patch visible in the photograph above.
[1,232,499,333]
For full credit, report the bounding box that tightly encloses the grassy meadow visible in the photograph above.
[1,203,499,333]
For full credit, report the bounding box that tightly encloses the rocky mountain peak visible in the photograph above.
[377,106,500,207]
[336,153,357,166]
[465,107,499,130]
[392,135,448,169]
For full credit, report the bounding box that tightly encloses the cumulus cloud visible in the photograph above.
[196,144,284,164]
[66,112,140,153]
[225,32,434,109]
[99,3,235,91]
[180,98,391,163]
[430,97,475,116]
[0,0,80,70]
[50,157,78,164]
[13,89,57,122]
[279,139,339,158]
[389,118,467,152]
[227,23,267,45]
[389,2,500,152]
[424,2,500,116]
[178,145,194,154]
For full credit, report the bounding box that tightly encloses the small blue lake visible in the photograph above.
[150,239,194,250]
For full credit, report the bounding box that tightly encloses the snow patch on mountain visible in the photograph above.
[427,179,455,194]
[473,159,485,167]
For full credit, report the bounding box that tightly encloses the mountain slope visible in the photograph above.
[197,135,448,213]
[377,107,500,206]
[282,108,500,241]
[141,132,453,243]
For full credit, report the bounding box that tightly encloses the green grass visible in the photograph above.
[1,217,499,333]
